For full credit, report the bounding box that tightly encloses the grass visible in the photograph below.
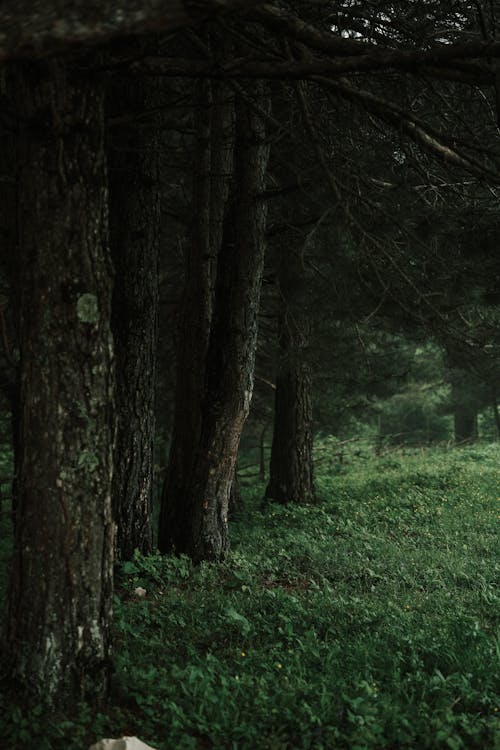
[0,443,499,749]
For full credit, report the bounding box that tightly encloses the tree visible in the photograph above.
[6,59,114,703]
[4,0,500,706]
[265,235,315,505]
[167,87,270,562]
[442,331,500,444]
[158,76,235,555]
[107,42,161,560]
[0,69,19,516]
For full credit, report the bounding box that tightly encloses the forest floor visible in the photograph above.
[0,443,499,749]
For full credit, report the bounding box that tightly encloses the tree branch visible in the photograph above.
[313,76,500,179]
[0,0,264,61]
[119,54,494,87]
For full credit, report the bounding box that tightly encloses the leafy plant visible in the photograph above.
[0,445,499,749]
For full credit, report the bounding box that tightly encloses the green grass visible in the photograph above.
[1,444,499,749]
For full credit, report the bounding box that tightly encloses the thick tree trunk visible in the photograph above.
[6,60,114,703]
[265,245,315,505]
[158,79,234,554]
[181,89,270,562]
[108,54,160,560]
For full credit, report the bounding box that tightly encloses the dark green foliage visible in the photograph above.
[0,446,499,749]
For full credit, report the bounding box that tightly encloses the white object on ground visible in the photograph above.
[88,737,158,750]
[134,586,147,597]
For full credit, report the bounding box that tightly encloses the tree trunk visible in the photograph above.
[0,67,20,519]
[492,393,500,439]
[158,79,234,554]
[448,369,478,444]
[265,244,315,505]
[228,470,243,517]
[181,88,270,562]
[108,51,160,560]
[259,425,267,481]
[454,406,478,444]
[6,59,114,704]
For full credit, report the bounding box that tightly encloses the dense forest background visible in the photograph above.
[0,2,499,748]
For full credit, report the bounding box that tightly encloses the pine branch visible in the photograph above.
[0,0,265,60]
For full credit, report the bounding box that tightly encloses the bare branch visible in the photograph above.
[248,3,374,57]
[314,76,500,179]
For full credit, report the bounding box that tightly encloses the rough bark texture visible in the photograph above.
[6,59,115,703]
[158,79,234,554]
[0,67,20,517]
[158,79,214,555]
[108,48,160,560]
[228,470,243,517]
[182,88,270,562]
[265,245,315,505]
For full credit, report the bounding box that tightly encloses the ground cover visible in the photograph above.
[0,444,499,749]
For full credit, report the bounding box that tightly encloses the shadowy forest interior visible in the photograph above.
[0,2,499,749]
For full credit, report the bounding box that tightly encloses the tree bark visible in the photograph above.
[0,67,20,519]
[181,87,270,562]
[454,406,478,444]
[0,0,264,61]
[492,393,500,439]
[265,244,315,505]
[228,470,243,517]
[6,59,114,703]
[108,48,160,560]
[259,425,267,481]
[158,78,235,554]
[446,360,479,445]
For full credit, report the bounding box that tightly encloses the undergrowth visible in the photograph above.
[0,444,499,749]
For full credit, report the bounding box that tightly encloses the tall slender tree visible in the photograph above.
[0,67,19,516]
[108,43,161,560]
[161,85,270,561]
[265,238,315,505]
[6,59,114,703]
[158,77,235,555]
